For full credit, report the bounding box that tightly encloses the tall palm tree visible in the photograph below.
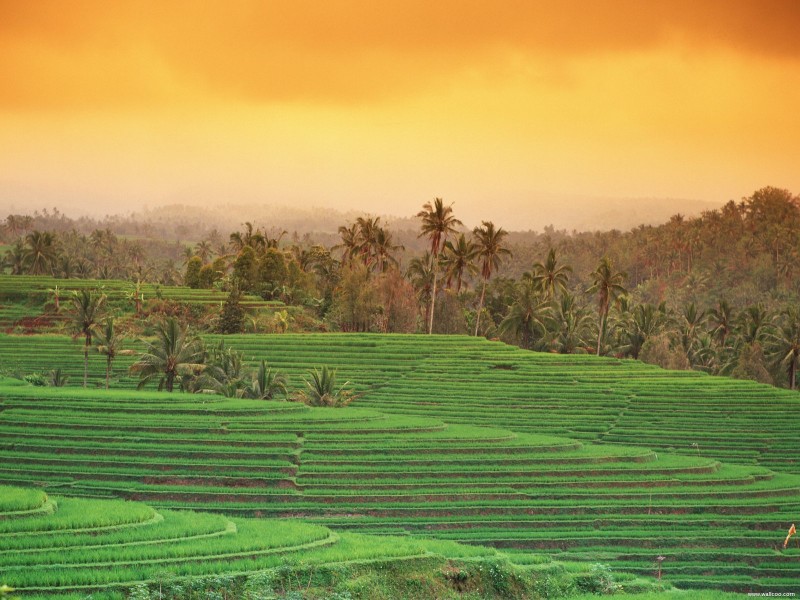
[334,223,361,267]
[708,300,734,346]
[680,302,707,355]
[24,231,58,275]
[417,198,462,334]
[406,252,434,329]
[586,257,627,356]
[94,317,132,389]
[767,308,800,390]
[472,221,511,336]
[129,317,205,392]
[528,248,572,301]
[356,216,380,266]
[71,289,107,387]
[737,305,771,345]
[441,234,478,293]
[194,241,214,263]
[371,227,404,273]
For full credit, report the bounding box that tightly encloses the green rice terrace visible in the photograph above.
[1,333,799,597]
[0,275,283,332]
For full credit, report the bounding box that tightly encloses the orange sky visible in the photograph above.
[1,0,799,228]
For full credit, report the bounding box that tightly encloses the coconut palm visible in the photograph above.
[767,308,800,390]
[441,234,478,293]
[371,227,403,273]
[293,366,358,407]
[406,252,434,329]
[129,317,205,392]
[472,221,511,336]
[70,289,107,387]
[528,248,572,300]
[554,294,593,354]
[334,223,361,267]
[194,240,214,263]
[708,299,734,346]
[190,341,247,397]
[243,360,289,400]
[586,257,627,356]
[417,198,462,334]
[2,240,26,274]
[356,216,380,266]
[24,231,58,275]
[623,302,667,359]
[498,281,549,350]
[94,317,133,389]
[737,305,771,345]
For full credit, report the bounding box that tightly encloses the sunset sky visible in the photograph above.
[1,0,799,229]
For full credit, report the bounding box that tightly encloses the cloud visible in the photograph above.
[1,0,799,109]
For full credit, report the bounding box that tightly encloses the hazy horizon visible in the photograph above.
[0,193,724,234]
[1,1,798,229]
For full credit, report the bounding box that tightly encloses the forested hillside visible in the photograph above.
[2,186,799,390]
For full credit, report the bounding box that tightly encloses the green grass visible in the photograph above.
[1,333,800,594]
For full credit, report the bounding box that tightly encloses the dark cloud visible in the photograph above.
[1,0,799,108]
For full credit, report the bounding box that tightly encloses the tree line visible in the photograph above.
[3,186,799,391]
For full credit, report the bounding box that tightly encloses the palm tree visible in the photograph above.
[708,300,734,346]
[334,223,361,267]
[767,308,800,390]
[194,241,214,263]
[129,317,205,392]
[71,289,107,387]
[2,240,26,275]
[498,281,549,350]
[623,302,667,359]
[191,341,247,397]
[549,292,593,354]
[293,366,358,407]
[441,234,478,293]
[417,198,462,334]
[586,257,627,356]
[406,252,434,328]
[472,221,511,336]
[371,227,403,273]
[356,216,380,267]
[529,248,572,300]
[24,231,58,275]
[243,360,289,400]
[94,317,132,389]
[738,305,771,345]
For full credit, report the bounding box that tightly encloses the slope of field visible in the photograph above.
[0,275,281,331]
[0,336,799,596]
[0,483,510,598]
[1,333,799,474]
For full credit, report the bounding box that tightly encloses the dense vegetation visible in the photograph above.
[0,335,799,596]
[1,187,798,597]
[3,186,799,391]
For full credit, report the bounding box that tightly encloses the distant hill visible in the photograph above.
[1,193,723,237]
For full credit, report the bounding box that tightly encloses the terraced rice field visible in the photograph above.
[0,483,522,597]
[0,334,799,594]
[0,275,281,330]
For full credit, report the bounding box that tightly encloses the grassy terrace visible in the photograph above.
[0,274,282,330]
[0,484,484,596]
[1,333,800,595]
[1,332,798,474]
[0,484,667,599]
